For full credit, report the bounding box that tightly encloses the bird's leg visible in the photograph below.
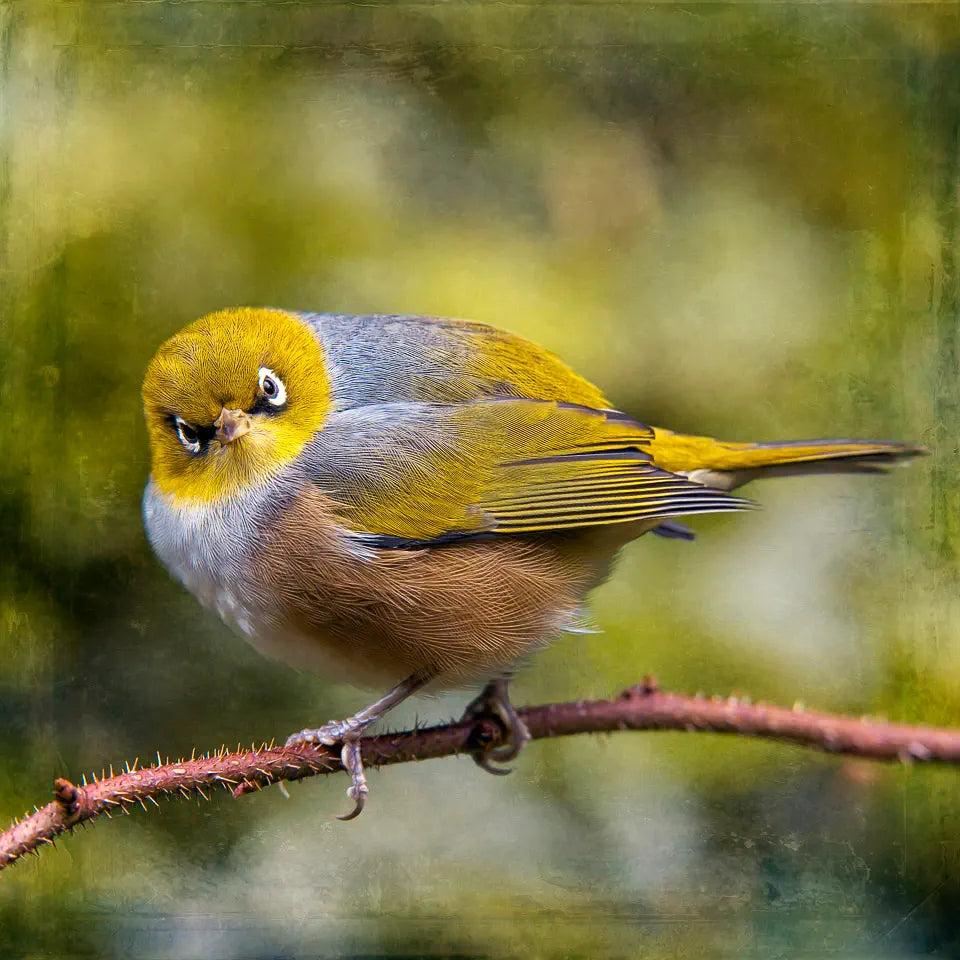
[285,672,430,820]
[462,676,531,775]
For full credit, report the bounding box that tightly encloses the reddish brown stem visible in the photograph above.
[3,677,959,871]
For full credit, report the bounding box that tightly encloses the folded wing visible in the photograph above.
[299,399,752,547]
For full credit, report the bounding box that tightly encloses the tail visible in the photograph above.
[648,430,926,492]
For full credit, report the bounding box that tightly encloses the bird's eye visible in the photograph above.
[174,417,201,454]
[258,366,287,407]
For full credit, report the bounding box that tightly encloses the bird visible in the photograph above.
[141,307,924,819]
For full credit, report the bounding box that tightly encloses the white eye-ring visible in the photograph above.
[174,416,201,454]
[258,366,287,407]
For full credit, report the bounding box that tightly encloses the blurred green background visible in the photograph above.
[2,2,959,957]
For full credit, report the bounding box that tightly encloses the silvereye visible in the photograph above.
[142,308,922,818]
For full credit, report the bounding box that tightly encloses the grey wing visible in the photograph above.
[296,320,706,545]
[292,401,750,548]
[298,312,608,411]
[291,400,494,545]
[299,314,474,409]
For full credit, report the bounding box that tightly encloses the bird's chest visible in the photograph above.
[142,483,264,638]
[142,480,389,683]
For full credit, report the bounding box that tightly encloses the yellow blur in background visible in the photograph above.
[1,3,958,957]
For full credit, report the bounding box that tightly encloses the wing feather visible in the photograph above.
[301,399,753,547]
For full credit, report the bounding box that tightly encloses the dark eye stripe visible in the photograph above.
[251,395,285,415]
[168,416,215,451]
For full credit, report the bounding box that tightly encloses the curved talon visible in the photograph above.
[463,677,531,776]
[486,728,528,764]
[284,673,430,821]
[285,720,370,819]
[286,727,370,819]
[285,729,312,748]
[471,751,514,776]
[285,723,342,748]
[336,740,368,820]
[337,796,365,821]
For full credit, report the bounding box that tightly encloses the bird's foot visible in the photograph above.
[462,678,531,776]
[283,673,430,821]
[285,718,370,820]
[286,717,364,748]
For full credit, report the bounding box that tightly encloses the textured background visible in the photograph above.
[2,2,958,957]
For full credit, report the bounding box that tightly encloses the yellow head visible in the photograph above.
[143,308,332,504]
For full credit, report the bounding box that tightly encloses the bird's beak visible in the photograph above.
[214,407,252,445]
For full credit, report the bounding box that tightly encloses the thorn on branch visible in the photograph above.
[5,678,960,872]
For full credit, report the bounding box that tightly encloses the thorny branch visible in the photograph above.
[4,676,960,871]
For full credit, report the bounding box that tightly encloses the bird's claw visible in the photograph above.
[285,719,355,748]
[282,674,429,821]
[336,740,368,821]
[472,751,515,776]
[285,719,370,820]
[463,678,531,776]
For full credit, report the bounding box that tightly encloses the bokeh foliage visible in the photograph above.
[2,2,959,957]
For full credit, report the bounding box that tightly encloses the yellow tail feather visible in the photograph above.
[648,429,926,492]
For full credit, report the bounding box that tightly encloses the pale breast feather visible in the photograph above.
[142,480,272,638]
